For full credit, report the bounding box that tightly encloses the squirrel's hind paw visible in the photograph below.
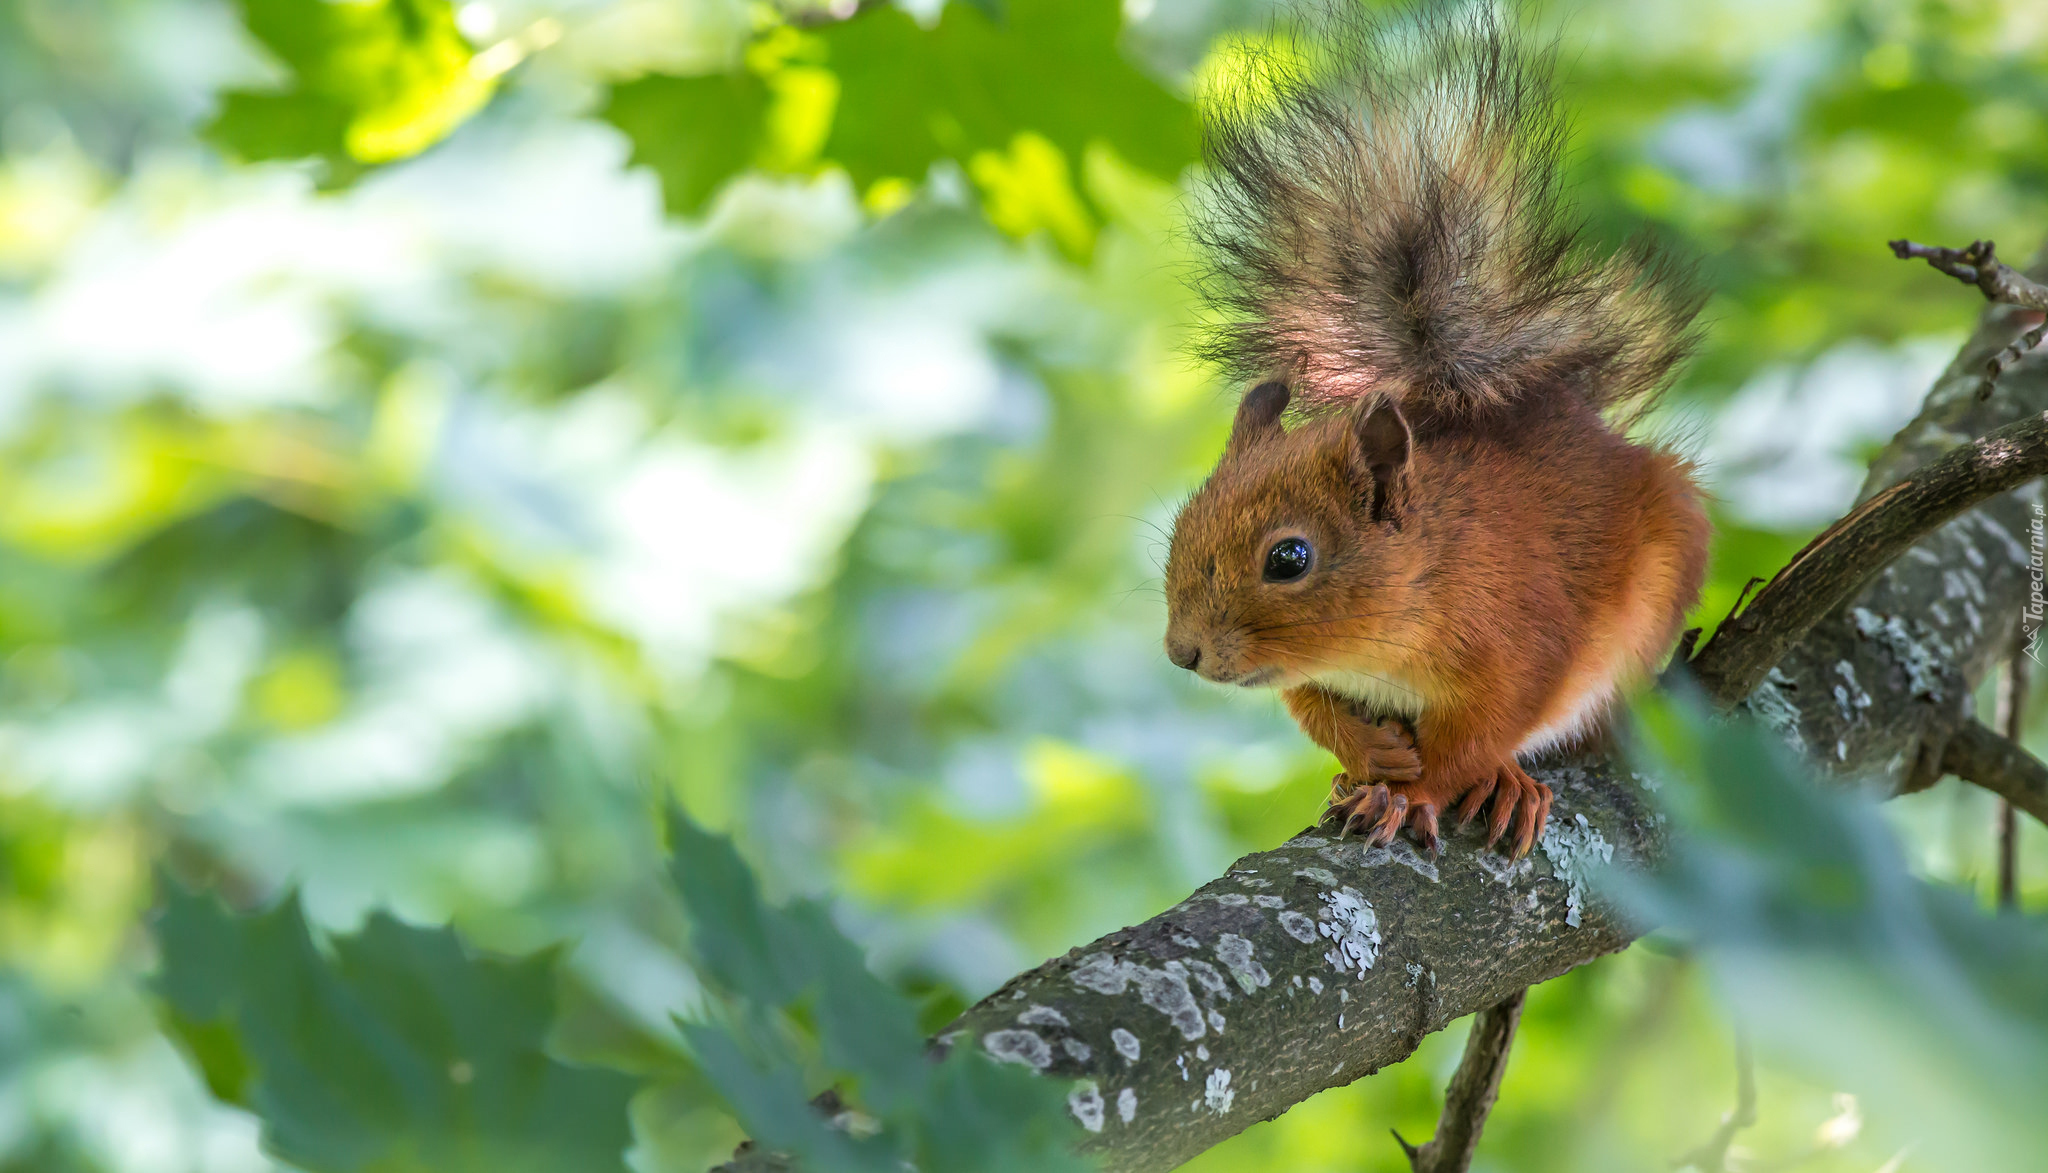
[1456,760,1552,858]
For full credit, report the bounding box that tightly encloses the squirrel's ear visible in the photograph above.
[1225,381,1290,455]
[1350,396,1412,528]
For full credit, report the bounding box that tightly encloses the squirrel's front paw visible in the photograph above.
[1453,759,1553,858]
[1323,721,1422,806]
[1322,782,1443,855]
[1321,720,1431,849]
[1358,718,1423,783]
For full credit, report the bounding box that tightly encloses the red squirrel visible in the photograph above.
[1162,7,1710,858]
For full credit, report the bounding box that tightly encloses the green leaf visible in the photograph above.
[600,0,1191,222]
[663,810,1097,1173]
[664,806,803,1002]
[154,884,638,1173]
[665,810,926,1109]
[209,91,358,178]
[210,0,495,177]
[921,1048,1095,1173]
[815,0,1196,189]
[602,72,773,217]
[796,900,929,1113]
[678,1019,901,1173]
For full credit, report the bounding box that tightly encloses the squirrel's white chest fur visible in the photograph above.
[1304,668,1427,718]
[1304,663,1623,759]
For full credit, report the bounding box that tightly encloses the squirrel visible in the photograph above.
[1162,5,1710,858]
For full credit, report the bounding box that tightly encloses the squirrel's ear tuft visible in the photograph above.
[1351,397,1412,527]
[1225,381,1290,455]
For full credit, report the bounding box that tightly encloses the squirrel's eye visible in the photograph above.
[1263,537,1313,582]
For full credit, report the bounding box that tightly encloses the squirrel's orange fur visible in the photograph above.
[1163,6,1709,857]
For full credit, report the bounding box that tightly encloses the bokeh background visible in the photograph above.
[2,0,2046,1170]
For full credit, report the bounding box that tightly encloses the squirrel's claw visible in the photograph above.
[1468,760,1553,859]
[1324,779,1397,843]
[1332,760,1550,857]
[1330,782,1390,839]
[1409,802,1442,855]
[1366,791,1408,846]
[1454,776,1496,829]
[1515,780,1554,859]
[1484,789,1517,850]
[1325,771,1358,807]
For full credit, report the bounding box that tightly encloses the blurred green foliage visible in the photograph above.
[1,0,2046,1171]
[208,0,496,181]
[665,810,1091,1173]
[156,886,639,1172]
[1622,693,2048,1169]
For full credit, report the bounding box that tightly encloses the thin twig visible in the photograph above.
[1925,630,2048,851]
[1889,238,2048,311]
[1995,649,2030,910]
[1673,1030,1757,1171]
[1891,239,2048,396]
[1394,989,1527,1173]
[1988,320,2048,391]
[1662,577,1759,693]
[1726,575,1767,623]
[1690,410,2048,707]
[1998,796,2020,909]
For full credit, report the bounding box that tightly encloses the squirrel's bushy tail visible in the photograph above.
[1192,2,1703,425]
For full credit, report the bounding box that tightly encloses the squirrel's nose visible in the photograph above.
[1167,640,1202,671]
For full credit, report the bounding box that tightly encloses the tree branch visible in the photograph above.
[714,256,2048,1173]
[1994,650,2029,909]
[939,764,1656,1173]
[1395,989,1526,1173]
[1941,720,2048,830]
[1688,410,2048,707]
